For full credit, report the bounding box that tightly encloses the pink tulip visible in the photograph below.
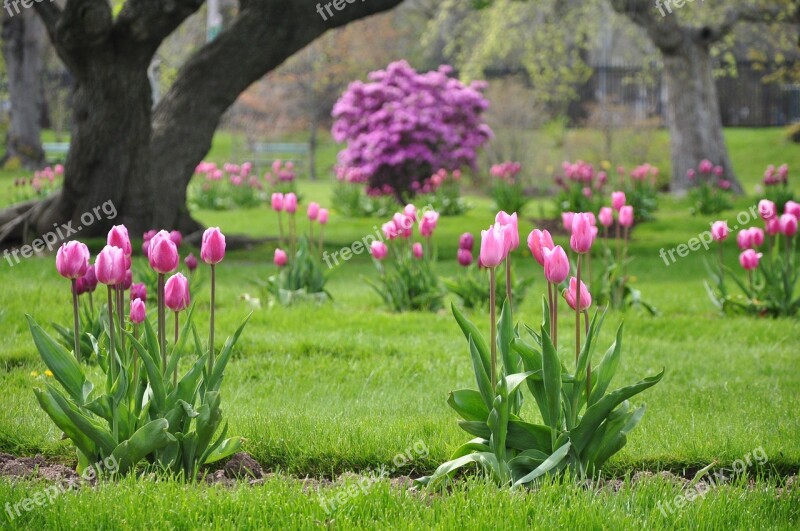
[274,248,288,267]
[570,213,595,254]
[107,225,132,256]
[780,213,798,237]
[599,207,613,228]
[785,201,800,219]
[459,232,474,251]
[527,229,554,266]
[739,249,762,271]
[370,241,388,260]
[758,199,776,221]
[284,193,298,214]
[381,221,399,240]
[75,277,89,295]
[495,211,519,252]
[81,265,98,293]
[56,241,90,280]
[457,248,473,267]
[619,206,635,228]
[419,211,439,237]
[130,283,147,302]
[412,242,424,259]
[543,245,569,284]
[480,225,507,268]
[149,231,179,273]
[185,253,198,272]
[711,221,729,242]
[561,212,575,232]
[164,273,190,312]
[611,191,626,211]
[750,227,765,247]
[130,299,146,324]
[200,227,226,265]
[394,213,413,238]
[169,230,183,247]
[404,204,417,222]
[564,277,592,311]
[95,245,127,285]
[736,229,752,250]
[123,269,133,290]
[766,217,781,236]
[307,202,320,221]
[318,208,329,225]
[271,193,284,212]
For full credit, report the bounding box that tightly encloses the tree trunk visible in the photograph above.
[1,9,46,169]
[663,40,740,194]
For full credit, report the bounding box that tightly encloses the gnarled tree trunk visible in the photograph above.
[1,9,46,169]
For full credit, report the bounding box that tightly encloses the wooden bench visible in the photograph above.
[248,142,311,175]
[43,142,70,162]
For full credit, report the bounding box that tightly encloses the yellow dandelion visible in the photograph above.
[601,160,611,170]
[44,370,54,377]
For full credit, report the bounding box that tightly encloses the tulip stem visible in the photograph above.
[71,280,81,363]
[277,212,285,247]
[489,267,497,392]
[133,324,139,400]
[505,254,513,309]
[88,291,94,317]
[318,226,324,256]
[174,312,179,388]
[158,273,166,372]
[107,286,115,381]
[575,255,582,366]
[209,264,216,373]
[309,220,314,245]
[116,286,125,356]
[584,310,591,405]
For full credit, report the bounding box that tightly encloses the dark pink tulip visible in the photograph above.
[570,213,595,254]
[737,229,752,250]
[123,269,133,290]
[274,248,288,267]
[107,225,132,256]
[739,249,762,271]
[457,248,473,267]
[711,221,729,242]
[149,231,180,273]
[164,273,190,312]
[130,299,146,324]
[200,227,226,265]
[56,241,90,280]
[130,283,147,302]
[527,229,554,267]
[185,253,198,272]
[759,200,777,221]
[412,242,424,259]
[370,241,388,260]
[95,245,127,286]
[459,232,474,251]
[271,193,284,212]
[75,278,88,295]
[611,191,626,211]
[750,227,765,247]
[307,202,320,221]
[419,211,439,237]
[82,265,98,292]
[765,217,781,236]
[169,230,183,247]
[784,201,800,219]
[564,277,592,311]
[780,214,798,237]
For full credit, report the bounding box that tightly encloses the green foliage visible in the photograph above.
[27,308,250,477]
[690,182,734,216]
[444,267,534,310]
[260,238,331,306]
[593,246,658,315]
[492,180,530,216]
[331,183,398,218]
[418,300,663,488]
[369,249,445,312]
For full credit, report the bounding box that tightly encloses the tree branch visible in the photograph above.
[113,0,205,59]
[31,0,62,38]
[608,0,684,53]
[703,4,795,44]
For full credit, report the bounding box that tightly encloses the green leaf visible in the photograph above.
[127,332,166,414]
[512,441,571,487]
[589,323,624,406]
[42,384,116,455]
[448,389,490,421]
[111,419,175,475]
[416,452,502,490]
[449,438,491,459]
[203,437,243,465]
[208,314,252,392]
[497,298,517,376]
[451,303,491,377]
[511,338,549,426]
[34,387,98,461]
[571,370,664,454]
[506,419,553,454]
[540,325,562,442]
[27,315,91,404]
[469,336,495,409]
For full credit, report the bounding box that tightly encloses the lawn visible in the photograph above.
[0,128,798,529]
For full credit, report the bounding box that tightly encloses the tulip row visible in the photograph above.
[419,209,663,488]
[707,199,800,316]
[31,225,249,477]
[688,159,734,216]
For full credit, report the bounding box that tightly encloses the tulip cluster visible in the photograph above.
[11,164,63,203]
[368,205,445,312]
[554,160,607,218]
[490,161,529,215]
[615,163,660,223]
[708,199,799,316]
[688,159,734,216]
[191,160,268,210]
[32,224,248,477]
[761,163,794,215]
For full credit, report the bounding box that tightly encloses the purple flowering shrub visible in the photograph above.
[332,60,492,198]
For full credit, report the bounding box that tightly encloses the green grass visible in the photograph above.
[0,128,798,529]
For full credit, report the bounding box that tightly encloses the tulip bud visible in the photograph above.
[169,230,183,247]
[739,249,762,271]
[318,208,329,225]
[457,248,473,267]
[495,211,519,252]
[780,213,798,237]
[480,225,507,268]
[81,265,98,293]
[765,217,781,236]
[736,229,752,250]
[130,283,147,302]
[107,225,132,256]
[570,213,595,254]
[200,227,226,265]
[711,221,729,242]
[274,248,288,267]
[130,299,146,324]
[56,241,90,280]
[284,193,298,214]
[758,199,777,221]
[564,277,592,311]
[370,241,388,260]
[307,202,320,221]
[149,231,180,273]
[611,191,626,211]
[619,206,635,228]
[271,193,284,212]
[164,273,190,312]
[95,245,127,285]
[185,253,198,272]
[404,204,417,222]
[412,242,424,259]
[527,229,554,267]
[543,245,569,284]
[419,211,440,237]
[750,227,765,247]
[123,269,133,290]
[459,232,474,251]
[598,207,613,228]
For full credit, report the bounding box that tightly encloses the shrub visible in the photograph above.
[490,162,530,215]
[688,160,734,216]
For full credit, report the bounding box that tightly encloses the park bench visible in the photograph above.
[43,142,70,162]
[247,142,311,175]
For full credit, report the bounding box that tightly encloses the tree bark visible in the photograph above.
[1,9,46,169]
